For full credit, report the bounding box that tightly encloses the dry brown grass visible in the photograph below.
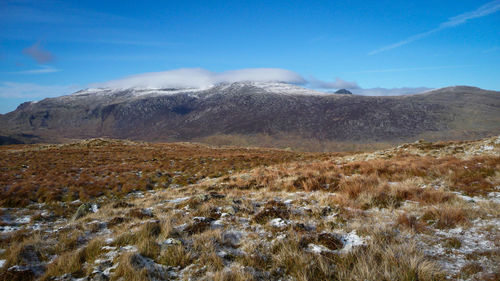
[0,139,314,207]
[40,238,105,280]
[396,213,428,233]
[421,205,469,229]
[157,244,193,268]
[335,228,444,281]
[111,252,149,281]
[0,137,497,280]
[2,235,45,269]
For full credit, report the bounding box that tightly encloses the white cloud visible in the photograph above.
[0,82,79,98]
[309,77,360,89]
[369,0,500,55]
[94,68,306,89]
[351,87,433,96]
[9,65,61,74]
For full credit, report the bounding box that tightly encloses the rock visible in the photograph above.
[128,253,174,280]
[90,271,109,281]
[72,203,98,221]
[160,238,182,251]
[222,205,238,215]
[5,265,45,281]
[222,231,243,248]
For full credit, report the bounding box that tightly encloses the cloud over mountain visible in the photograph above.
[94,68,306,89]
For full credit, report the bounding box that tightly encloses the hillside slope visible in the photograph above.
[0,136,498,280]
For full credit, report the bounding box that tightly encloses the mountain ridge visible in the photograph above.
[0,83,499,148]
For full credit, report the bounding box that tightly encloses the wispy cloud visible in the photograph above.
[351,65,474,74]
[22,41,55,63]
[94,68,306,89]
[8,65,61,74]
[351,87,433,96]
[309,77,360,89]
[369,0,500,55]
[483,46,500,53]
[0,82,78,98]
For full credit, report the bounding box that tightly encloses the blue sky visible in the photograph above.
[0,0,499,113]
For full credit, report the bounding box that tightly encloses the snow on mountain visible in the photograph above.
[70,81,327,100]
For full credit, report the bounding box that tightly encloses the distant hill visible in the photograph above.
[334,89,353,95]
[0,82,499,149]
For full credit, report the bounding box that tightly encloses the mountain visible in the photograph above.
[0,82,499,147]
[334,89,353,95]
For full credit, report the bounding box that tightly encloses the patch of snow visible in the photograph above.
[161,238,182,245]
[142,207,153,217]
[307,243,332,254]
[276,234,287,240]
[91,203,99,213]
[0,225,20,233]
[211,219,224,228]
[120,245,138,252]
[481,145,494,151]
[102,261,119,276]
[15,215,31,224]
[216,250,228,258]
[421,218,500,275]
[0,260,5,268]
[487,192,500,203]
[269,218,289,228]
[250,81,327,96]
[340,230,367,253]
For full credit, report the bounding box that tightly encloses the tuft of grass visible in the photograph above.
[459,262,482,278]
[396,213,427,233]
[421,206,469,229]
[111,253,149,281]
[157,245,193,268]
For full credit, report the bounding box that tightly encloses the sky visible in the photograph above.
[0,0,499,113]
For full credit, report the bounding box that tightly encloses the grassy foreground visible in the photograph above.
[0,137,499,280]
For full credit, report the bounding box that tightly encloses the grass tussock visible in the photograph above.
[421,206,469,229]
[41,238,105,280]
